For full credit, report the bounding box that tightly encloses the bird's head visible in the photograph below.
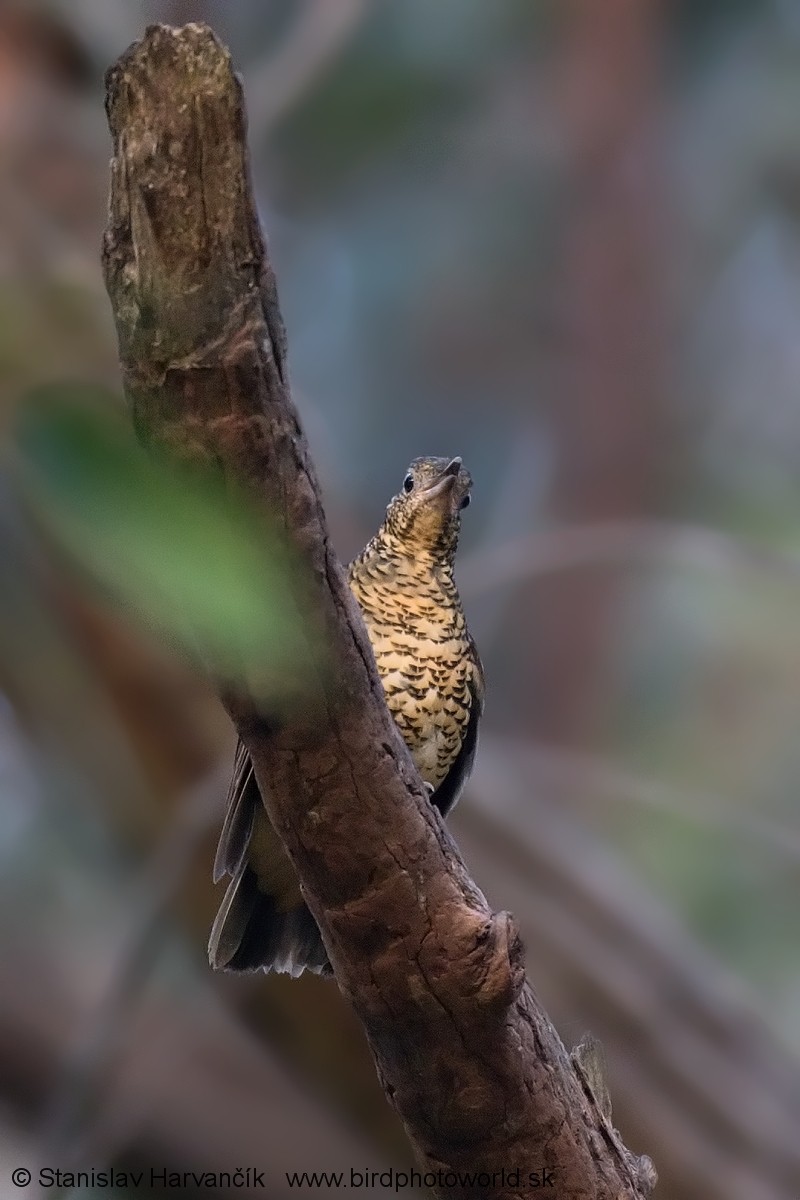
[383,456,472,560]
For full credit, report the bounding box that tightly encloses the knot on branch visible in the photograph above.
[632,1154,658,1196]
[451,908,526,1016]
[333,897,526,1033]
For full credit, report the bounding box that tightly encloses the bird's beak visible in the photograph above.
[422,459,462,502]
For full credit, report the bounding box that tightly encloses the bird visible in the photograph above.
[208,455,483,977]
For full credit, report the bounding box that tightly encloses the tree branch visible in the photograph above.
[102,23,654,1200]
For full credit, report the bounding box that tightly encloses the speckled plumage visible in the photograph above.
[208,456,483,977]
[348,456,482,807]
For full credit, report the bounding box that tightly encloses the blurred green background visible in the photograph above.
[0,1,798,1198]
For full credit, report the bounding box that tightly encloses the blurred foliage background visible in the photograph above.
[0,1,799,1198]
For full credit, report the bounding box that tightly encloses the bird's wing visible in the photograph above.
[430,638,484,819]
[213,740,304,913]
[209,739,322,972]
[212,738,257,883]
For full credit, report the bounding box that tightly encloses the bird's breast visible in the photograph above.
[348,550,476,788]
[361,616,473,790]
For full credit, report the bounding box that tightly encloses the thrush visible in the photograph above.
[208,456,483,976]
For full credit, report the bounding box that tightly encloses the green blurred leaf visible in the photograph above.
[14,385,316,704]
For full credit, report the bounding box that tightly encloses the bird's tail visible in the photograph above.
[208,859,330,976]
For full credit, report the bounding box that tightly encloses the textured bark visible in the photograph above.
[102,24,655,1200]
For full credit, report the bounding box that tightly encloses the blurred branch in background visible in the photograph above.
[39,762,227,1170]
[459,738,800,1200]
[0,473,163,837]
[526,0,670,749]
[48,0,141,68]
[461,517,800,597]
[1,942,419,1199]
[244,0,369,150]
[511,738,800,867]
[0,2,118,408]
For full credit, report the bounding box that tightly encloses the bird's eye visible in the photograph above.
[403,473,414,494]
[460,494,471,510]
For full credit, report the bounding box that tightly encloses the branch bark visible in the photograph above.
[102,23,655,1200]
